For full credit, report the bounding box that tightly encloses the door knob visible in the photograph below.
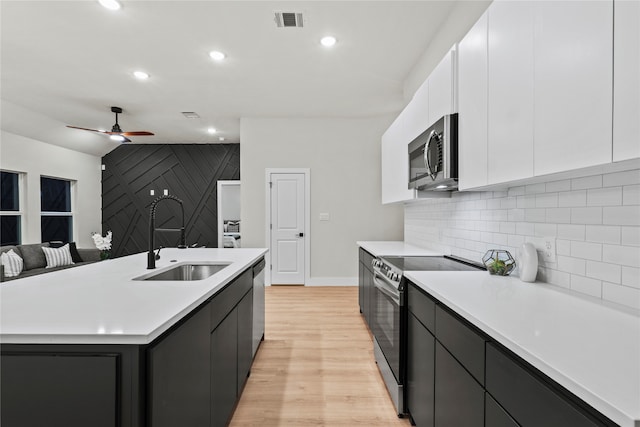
[298,232,304,237]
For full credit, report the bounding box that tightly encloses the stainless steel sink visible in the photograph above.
[134,262,231,281]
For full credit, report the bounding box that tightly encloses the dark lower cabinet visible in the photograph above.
[1,353,118,427]
[407,312,435,427]
[358,247,375,327]
[486,343,614,427]
[434,342,485,427]
[211,308,239,427]
[149,305,212,427]
[485,393,520,427]
[237,289,253,390]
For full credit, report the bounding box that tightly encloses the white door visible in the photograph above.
[270,173,305,285]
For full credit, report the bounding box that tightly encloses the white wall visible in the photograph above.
[240,117,404,283]
[0,131,102,248]
[405,167,640,310]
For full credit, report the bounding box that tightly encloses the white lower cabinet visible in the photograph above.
[459,1,616,190]
[613,0,640,162]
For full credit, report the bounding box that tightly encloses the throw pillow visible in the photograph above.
[1,249,24,277]
[68,242,83,263]
[42,244,75,268]
[19,243,50,270]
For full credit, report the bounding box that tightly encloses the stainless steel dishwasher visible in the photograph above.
[252,258,265,357]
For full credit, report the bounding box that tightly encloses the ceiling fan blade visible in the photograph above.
[66,125,104,133]
[119,131,154,136]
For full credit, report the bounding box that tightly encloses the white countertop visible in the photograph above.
[0,248,267,345]
[357,241,442,257]
[405,271,640,427]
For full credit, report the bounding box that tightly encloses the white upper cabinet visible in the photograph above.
[404,79,430,143]
[381,114,415,204]
[613,0,640,161]
[428,48,457,126]
[458,0,615,190]
[533,1,613,176]
[487,1,534,185]
[458,12,489,190]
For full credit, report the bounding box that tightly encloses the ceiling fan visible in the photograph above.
[67,106,154,143]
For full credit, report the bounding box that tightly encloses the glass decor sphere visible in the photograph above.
[482,249,516,276]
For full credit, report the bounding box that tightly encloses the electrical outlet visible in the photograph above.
[543,236,556,262]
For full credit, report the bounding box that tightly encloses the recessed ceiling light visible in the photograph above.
[209,51,226,61]
[110,135,125,142]
[133,71,149,80]
[320,36,337,47]
[98,0,121,11]
[219,137,225,142]
[207,128,217,134]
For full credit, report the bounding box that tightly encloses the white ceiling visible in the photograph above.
[1,1,460,156]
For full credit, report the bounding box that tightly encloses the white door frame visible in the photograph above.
[217,180,241,248]
[265,168,310,286]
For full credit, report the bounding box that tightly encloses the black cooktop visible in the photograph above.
[381,255,485,272]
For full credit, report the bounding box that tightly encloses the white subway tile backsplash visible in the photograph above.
[570,275,602,298]
[557,224,586,240]
[536,193,558,208]
[602,282,640,310]
[558,256,586,275]
[585,225,621,245]
[586,261,621,283]
[603,206,640,226]
[571,207,602,224]
[405,168,640,306]
[546,208,571,224]
[603,169,640,187]
[623,184,640,205]
[621,226,640,247]
[587,187,622,206]
[602,244,640,268]
[621,266,640,289]
[572,175,602,190]
[571,241,602,261]
[558,190,587,207]
[545,179,571,193]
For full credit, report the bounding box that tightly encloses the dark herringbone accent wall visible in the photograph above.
[101,144,240,257]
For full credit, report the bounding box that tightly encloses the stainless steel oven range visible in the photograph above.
[370,255,485,416]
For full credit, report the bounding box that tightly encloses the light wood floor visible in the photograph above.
[230,286,411,426]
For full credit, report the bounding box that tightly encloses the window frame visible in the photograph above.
[0,170,25,245]
[40,175,76,243]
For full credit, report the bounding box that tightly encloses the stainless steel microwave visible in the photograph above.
[408,113,459,191]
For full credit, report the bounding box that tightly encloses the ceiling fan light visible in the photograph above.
[110,135,125,142]
[98,0,121,11]
[207,127,217,134]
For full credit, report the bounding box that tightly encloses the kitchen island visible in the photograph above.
[0,247,267,427]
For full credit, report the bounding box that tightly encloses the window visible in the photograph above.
[41,176,73,243]
[1,171,22,245]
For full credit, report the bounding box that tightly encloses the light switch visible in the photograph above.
[319,213,330,221]
[101,164,106,171]
[150,189,155,196]
[163,189,169,196]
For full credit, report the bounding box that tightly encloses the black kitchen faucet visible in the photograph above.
[147,195,187,269]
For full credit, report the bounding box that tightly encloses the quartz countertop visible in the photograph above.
[0,248,267,345]
[405,270,640,427]
[357,241,442,257]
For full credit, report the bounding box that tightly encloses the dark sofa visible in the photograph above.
[0,242,101,282]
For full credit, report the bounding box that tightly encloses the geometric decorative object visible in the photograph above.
[482,249,516,276]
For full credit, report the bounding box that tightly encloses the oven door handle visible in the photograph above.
[373,273,401,306]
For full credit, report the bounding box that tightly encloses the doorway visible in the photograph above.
[217,180,241,248]
[266,169,310,285]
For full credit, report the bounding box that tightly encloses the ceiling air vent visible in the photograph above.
[181,112,200,119]
[274,12,304,28]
